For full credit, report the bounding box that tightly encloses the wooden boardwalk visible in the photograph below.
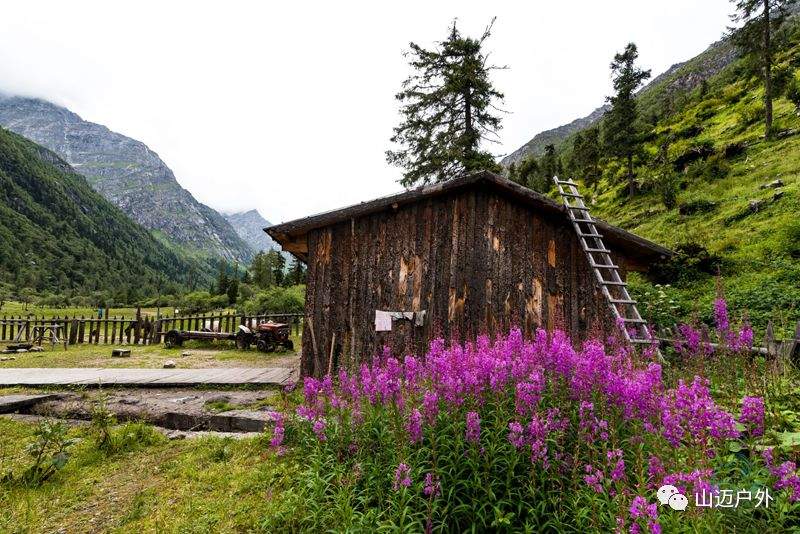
[0,367,294,387]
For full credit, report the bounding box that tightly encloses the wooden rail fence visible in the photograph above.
[0,312,303,347]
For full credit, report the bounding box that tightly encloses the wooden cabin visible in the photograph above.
[266,171,671,377]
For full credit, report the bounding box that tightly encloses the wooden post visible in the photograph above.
[788,320,800,364]
[765,321,776,358]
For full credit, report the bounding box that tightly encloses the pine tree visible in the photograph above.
[250,252,275,289]
[602,43,651,197]
[215,261,230,296]
[570,127,602,189]
[285,258,307,286]
[387,20,505,187]
[729,0,798,139]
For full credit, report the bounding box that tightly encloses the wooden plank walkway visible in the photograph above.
[0,368,294,387]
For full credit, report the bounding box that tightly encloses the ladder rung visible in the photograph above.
[599,280,627,286]
[572,218,593,223]
[561,192,583,198]
[629,338,652,344]
[591,263,620,269]
[585,247,612,254]
[610,298,637,304]
[556,179,577,185]
[579,232,603,238]
[566,205,590,211]
[622,318,647,323]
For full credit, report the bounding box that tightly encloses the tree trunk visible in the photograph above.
[764,0,773,139]
[627,154,635,197]
[463,86,473,161]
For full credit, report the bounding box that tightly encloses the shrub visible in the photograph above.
[242,285,305,315]
[678,199,717,216]
[649,243,723,285]
[178,291,228,314]
[262,305,796,531]
[2,420,78,485]
[737,102,765,131]
[686,153,730,182]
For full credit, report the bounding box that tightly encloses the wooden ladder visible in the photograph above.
[552,176,654,346]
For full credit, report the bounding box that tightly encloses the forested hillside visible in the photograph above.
[510,17,800,333]
[0,95,254,264]
[0,127,209,303]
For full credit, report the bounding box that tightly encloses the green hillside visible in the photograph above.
[0,127,210,303]
[574,36,800,334]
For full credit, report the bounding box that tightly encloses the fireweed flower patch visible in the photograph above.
[262,305,799,531]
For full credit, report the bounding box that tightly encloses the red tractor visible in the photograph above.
[235,321,294,353]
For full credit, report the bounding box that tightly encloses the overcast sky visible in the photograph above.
[0,1,733,223]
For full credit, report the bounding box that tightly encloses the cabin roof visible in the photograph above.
[265,170,672,265]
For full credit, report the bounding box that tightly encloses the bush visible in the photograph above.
[678,199,717,216]
[242,285,305,315]
[649,243,723,285]
[3,420,78,485]
[686,153,730,182]
[263,314,798,531]
[178,291,228,314]
[737,101,765,131]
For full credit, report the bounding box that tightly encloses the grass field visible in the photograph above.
[0,417,291,533]
[0,337,301,370]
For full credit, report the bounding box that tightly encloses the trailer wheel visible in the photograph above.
[256,339,276,353]
[235,332,251,350]
[165,332,182,348]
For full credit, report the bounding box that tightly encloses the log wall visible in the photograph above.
[301,185,629,377]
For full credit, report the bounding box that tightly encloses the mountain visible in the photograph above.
[501,39,737,166]
[0,95,253,263]
[223,209,280,253]
[0,126,208,298]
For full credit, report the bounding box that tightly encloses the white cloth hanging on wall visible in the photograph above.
[374,310,427,332]
[375,310,393,332]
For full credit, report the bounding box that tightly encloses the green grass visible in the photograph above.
[0,338,300,369]
[0,417,293,533]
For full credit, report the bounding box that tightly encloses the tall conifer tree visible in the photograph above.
[387,20,505,187]
[729,0,798,139]
[602,43,651,197]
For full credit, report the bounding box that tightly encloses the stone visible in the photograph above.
[29,346,44,352]
[111,348,131,357]
[749,199,765,212]
[16,349,27,353]
[760,179,784,189]
[163,360,176,369]
[181,351,192,357]
[773,191,785,202]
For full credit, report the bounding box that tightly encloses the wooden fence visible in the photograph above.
[0,312,303,347]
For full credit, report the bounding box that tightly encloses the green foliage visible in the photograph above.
[686,153,731,181]
[177,291,228,314]
[241,285,305,315]
[602,42,652,196]
[3,419,77,485]
[250,250,286,289]
[386,20,504,187]
[284,258,307,286]
[649,243,724,285]
[569,127,601,188]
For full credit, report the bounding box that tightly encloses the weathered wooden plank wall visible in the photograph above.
[302,185,625,377]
